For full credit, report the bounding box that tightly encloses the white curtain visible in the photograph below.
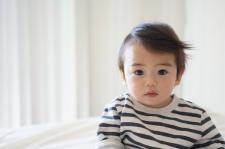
[183,0,225,114]
[0,0,90,127]
[4,0,224,127]
[0,0,186,127]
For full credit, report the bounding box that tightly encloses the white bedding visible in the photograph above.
[0,117,98,149]
[0,113,224,149]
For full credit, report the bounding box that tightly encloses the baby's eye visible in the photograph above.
[134,70,144,76]
[158,69,168,75]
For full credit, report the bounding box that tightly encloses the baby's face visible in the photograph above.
[123,43,182,108]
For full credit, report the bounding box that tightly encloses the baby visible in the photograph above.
[97,22,225,148]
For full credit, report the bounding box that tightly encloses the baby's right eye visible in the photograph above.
[134,70,144,76]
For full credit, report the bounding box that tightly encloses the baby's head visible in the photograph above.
[118,22,190,79]
[118,22,191,107]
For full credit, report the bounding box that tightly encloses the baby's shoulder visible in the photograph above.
[105,93,134,111]
[176,97,206,115]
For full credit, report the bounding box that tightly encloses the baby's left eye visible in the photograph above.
[158,69,168,75]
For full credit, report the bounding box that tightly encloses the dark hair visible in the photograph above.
[118,22,191,78]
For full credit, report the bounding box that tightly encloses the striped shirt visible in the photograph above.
[97,94,225,148]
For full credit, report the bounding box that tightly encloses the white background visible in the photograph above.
[0,0,225,127]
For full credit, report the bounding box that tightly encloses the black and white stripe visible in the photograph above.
[97,94,225,148]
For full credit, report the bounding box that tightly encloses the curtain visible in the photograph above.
[0,0,90,127]
[0,0,186,127]
[183,0,225,114]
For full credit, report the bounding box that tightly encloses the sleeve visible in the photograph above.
[192,111,225,148]
[96,103,124,149]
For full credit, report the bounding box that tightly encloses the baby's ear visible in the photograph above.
[120,70,127,88]
[176,69,184,85]
[119,70,125,80]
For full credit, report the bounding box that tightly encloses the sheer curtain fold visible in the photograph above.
[0,0,21,127]
[0,0,89,127]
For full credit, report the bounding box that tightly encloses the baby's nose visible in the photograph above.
[145,76,157,87]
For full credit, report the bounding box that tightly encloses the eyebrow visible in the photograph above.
[156,63,174,67]
[130,62,174,67]
[130,63,144,67]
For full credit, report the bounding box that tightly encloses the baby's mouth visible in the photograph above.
[144,92,158,97]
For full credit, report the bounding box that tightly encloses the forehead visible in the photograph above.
[124,43,176,66]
